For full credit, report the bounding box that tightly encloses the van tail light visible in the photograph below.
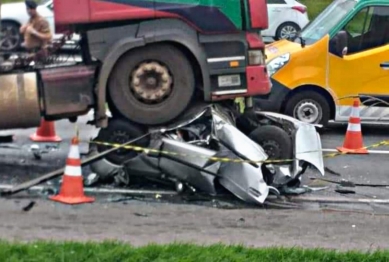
[292,6,306,13]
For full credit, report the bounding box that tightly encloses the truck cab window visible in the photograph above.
[341,6,389,55]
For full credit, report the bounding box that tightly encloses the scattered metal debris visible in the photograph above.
[325,167,342,176]
[85,173,99,187]
[134,213,148,217]
[0,135,13,143]
[335,187,356,194]
[30,145,42,160]
[22,201,36,212]
[340,180,356,188]
[303,185,330,192]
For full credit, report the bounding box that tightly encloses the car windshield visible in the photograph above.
[296,0,357,45]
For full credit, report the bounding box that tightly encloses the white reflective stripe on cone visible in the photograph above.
[347,123,361,132]
[351,106,360,118]
[64,165,82,177]
[68,145,80,159]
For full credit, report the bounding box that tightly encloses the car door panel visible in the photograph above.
[330,48,389,121]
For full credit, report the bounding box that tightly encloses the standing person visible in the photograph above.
[20,0,52,53]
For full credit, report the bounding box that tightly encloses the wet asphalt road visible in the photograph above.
[1,113,389,250]
[1,197,389,251]
[1,114,389,188]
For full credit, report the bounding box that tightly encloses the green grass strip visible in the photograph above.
[0,241,388,262]
[298,0,334,21]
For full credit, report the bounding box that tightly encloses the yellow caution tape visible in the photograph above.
[75,124,80,139]
[86,139,389,165]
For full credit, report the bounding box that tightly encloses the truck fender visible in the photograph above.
[91,20,210,127]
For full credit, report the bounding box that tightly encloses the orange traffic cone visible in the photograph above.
[337,99,368,154]
[50,136,95,205]
[30,118,62,142]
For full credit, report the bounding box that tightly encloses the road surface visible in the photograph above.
[1,197,388,251]
[1,113,389,251]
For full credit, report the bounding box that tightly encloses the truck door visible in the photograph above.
[89,0,155,22]
[328,5,389,122]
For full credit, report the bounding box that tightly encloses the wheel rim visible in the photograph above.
[0,25,20,51]
[130,61,173,105]
[108,130,134,157]
[261,140,282,159]
[294,100,322,124]
[280,25,298,40]
[98,129,138,164]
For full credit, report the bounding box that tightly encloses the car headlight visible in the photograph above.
[267,53,290,77]
[248,50,266,65]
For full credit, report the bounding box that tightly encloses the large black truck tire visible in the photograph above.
[108,44,196,126]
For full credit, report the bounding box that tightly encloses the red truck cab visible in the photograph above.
[51,0,271,126]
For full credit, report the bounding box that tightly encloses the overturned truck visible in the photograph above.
[89,104,325,204]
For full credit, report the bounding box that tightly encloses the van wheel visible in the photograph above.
[275,22,300,41]
[285,91,330,126]
[249,125,293,160]
[108,44,195,126]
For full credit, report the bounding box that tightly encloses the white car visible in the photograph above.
[1,0,77,52]
[263,0,310,41]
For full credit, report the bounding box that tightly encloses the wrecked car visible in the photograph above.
[88,103,325,205]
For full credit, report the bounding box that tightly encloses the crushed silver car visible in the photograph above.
[88,103,324,205]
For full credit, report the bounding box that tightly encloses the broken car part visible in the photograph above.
[210,111,272,203]
[255,111,325,177]
[159,138,220,195]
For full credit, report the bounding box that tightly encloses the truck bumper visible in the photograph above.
[211,65,271,101]
[245,65,271,96]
